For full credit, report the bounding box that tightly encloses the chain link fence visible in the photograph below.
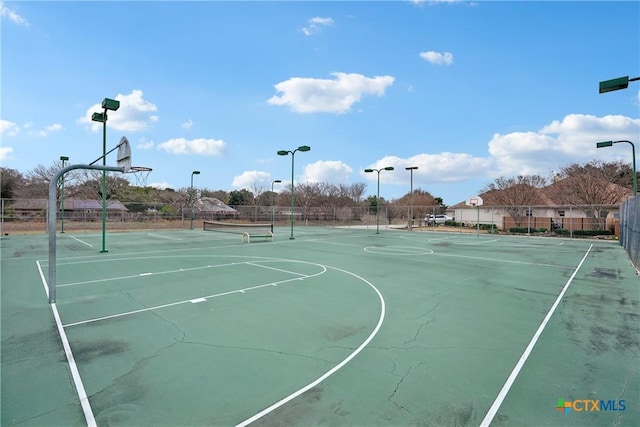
[0,198,624,238]
[620,195,640,271]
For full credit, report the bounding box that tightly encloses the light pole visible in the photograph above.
[599,75,640,93]
[60,156,69,233]
[91,97,120,253]
[405,166,418,230]
[190,170,201,230]
[277,145,311,239]
[271,179,281,228]
[597,140,637,196]
[364,166,394,234]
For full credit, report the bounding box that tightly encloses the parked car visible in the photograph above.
[426,214,453,225]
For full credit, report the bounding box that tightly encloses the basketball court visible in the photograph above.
[2,225,638,426]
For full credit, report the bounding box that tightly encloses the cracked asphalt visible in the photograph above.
[2,227,638,426]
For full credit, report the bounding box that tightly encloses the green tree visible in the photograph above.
[0,167,23,199]
[228,189,254,206]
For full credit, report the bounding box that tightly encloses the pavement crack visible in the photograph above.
[615,369,638,427]
[387,361,417,421]
[403,301,441,346]
[182,341,335,364]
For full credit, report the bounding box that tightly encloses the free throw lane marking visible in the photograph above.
[69,235,93,247]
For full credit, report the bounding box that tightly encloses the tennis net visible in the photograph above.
[202,220,273,243]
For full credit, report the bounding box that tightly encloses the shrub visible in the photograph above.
[573,229,613,236]
[509,227,547,233]
[555,228,568,235]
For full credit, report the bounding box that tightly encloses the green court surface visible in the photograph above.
[1,226,638,426]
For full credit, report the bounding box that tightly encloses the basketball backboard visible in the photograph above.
[466,195,484,207]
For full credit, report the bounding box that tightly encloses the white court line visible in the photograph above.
[63,265,326,328]
[69,235,93,247]
[246,261,308,277]
[36,261,96,427]
[433,252,572,270]
[147,233,183,240]
[479,244,593,427]
[58,261,241,288]
[235,265,386,427]
[466,238,498,245]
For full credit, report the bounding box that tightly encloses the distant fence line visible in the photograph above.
[0,198,624,235]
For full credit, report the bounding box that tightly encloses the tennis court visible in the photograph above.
[2,225,638,426]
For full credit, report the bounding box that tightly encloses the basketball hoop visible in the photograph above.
[127,166,153,186]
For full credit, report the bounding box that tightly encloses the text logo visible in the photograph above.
[555,398,626,414]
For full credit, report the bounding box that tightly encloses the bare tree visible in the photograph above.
[548,161,632,229]
[481,175,547,226]
[249,182,266,206]
[16,160,82,200]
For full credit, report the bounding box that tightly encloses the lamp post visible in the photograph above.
[597,140,637,196]
[599,75,640,94]
[277,145,311,239]
[190,170,201,230]
[405,166,418,230]
[60,156,69,233]
[91,97,120,253]
[364,166,395,234]
[271,179,281,228]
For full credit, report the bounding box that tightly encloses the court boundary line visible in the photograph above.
[35,261,97,427]
[478,244,593,427]
[235,264,386,427]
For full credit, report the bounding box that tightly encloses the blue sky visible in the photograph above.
[1,1,639,205]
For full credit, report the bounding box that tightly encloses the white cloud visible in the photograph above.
[302,16,334,36]
[0,119,19,136]
[303,160,353,184]
[409,0,465,6]
[157,137,226,156]
[0,3,28,26]
[181,119,194,129]
[137,138,155,150]
[232,170,272,189]
[79,89,159,132]
[419,50,454,65]
[364,153,494,185]
[0,146,14,160]
[30,123,64,137]
[489,114,640,176]
[268,72,395,114]
[361,114,640,187]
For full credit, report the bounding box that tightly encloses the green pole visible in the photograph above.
[101,108,107,253]
[271,180,281,231]
[627,141,637,196]
[289,152,295,239]
[60,156,68,233]
[375,171,381,234]
[190,171,200,230]
[277,146,310,240]
[364,166,394,234]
